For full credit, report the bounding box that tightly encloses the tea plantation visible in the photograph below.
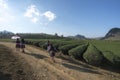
[1,39,120,67]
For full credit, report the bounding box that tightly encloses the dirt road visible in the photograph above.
[0,42,120,80]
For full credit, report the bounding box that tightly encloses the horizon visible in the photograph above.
[0,0,120,38]
[0,29,108,38]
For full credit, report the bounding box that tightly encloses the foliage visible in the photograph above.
[83,44,104,66]
[89,40,120,57]
[17,33,65,39]
[59,43,81,55]
[69,43,88,59]
[103,51,120,67]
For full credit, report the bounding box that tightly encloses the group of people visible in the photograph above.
[16,38,25,53]
[46,40,57,62]
[16,39,56,62]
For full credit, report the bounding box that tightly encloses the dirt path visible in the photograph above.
[0,42,120,80]
[0,44,34,80]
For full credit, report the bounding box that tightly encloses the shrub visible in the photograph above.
[69,44,88,60]
[83,44,104,66]
[40,41,48,49]
[33,42,40,47]
[59,43,81,55]
[53,42,69,51]
[103,51,120,67]
[114,56,120,67]
[25,41,33,45]
[42,41,69,50]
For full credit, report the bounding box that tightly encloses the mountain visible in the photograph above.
[103,28,120,40]
[68,34,86,39]
[0,30,14,38]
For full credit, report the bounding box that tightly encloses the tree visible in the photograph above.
[55,33,58,37]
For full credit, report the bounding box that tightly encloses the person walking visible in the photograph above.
[15,38,20,51]
[45,40,50,49]
[46,40,50,46]
[47,43,56,62]
[20,38,25,53]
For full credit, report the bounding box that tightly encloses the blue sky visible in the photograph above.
[0,0,120,38]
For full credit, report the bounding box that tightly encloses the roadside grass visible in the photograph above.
[0,39,14,42]
[0,44,10,53]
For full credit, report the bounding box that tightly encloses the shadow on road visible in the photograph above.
[0,72,12,80]
[57,55,94,69]
[25,52,47,59]
[62,63,101,74]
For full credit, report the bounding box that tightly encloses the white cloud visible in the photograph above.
[24,5,40,17]
[0,0,8,9]
[31,17,38,23]
[43,11,56,21]
[0,0,15,23]
[24,5,40,23]
[24,5,56,24]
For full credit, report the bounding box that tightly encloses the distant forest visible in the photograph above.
[0,30,64,39]
[17,33,64,39]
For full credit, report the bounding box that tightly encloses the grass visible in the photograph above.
[0,39,14,42]
[88,40,120,57]
[1,38,120,54]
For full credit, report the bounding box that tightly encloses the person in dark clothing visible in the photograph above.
[45,40,50,49]
[46,40,50,46]
[47,43,56,62]
[20,38,25,53]
[16,38,20,51]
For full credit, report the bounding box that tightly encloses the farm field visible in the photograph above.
[26,39,120,66]
[1,39,120,66]
[89,40,120,56]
